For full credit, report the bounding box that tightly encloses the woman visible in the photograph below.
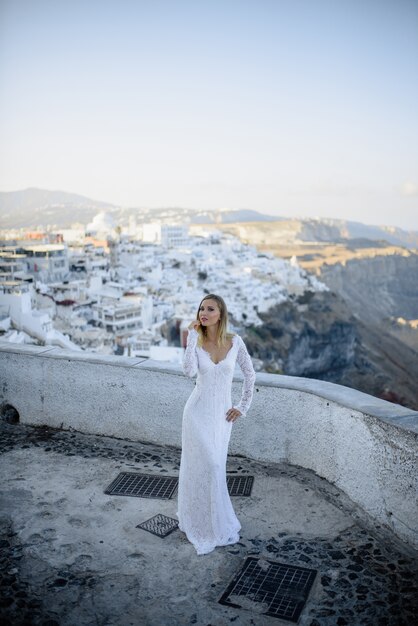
[176,293,256,555]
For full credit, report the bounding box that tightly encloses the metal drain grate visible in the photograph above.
[219,557,317,622]
[227,475,254,496]
[104,472,178,499]
[136,513,179,537]
[105,473,253,499]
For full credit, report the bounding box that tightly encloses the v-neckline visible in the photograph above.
[199,335,237,365]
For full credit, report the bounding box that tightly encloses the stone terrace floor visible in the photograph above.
[0,421,417,626]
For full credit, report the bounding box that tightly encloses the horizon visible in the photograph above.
[1,185,418,233]
[1,0,417,230]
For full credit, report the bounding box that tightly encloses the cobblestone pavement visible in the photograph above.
[0,421,417,626]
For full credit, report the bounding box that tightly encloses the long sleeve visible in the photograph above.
[233,336,256,417]
[182,328,199,377]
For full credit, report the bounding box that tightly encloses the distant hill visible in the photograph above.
[192,218,418,249]
[296,217,418,249]
[125,206,280,226]
[0,188,114,228]
[0,188,279,229]
[193,208,281,224]
[0,188,417,249]
[0,187,114,212]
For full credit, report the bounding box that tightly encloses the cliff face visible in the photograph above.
[243,290,418,410]
[313,252,418,409]
[245,291,356,379]
[318,252,418,322]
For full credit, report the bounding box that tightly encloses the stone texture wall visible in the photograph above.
[1,341,417,550]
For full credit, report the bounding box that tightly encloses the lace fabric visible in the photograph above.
[232,335,256,417]
[182,327,199,377]
[177,327,256,555]
[182,328,256,415]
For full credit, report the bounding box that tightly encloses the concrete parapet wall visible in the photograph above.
[1,341,417,550]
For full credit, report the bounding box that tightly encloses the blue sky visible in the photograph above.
[0,0,417,229]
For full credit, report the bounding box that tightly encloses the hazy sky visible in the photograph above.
[1,0,417,229]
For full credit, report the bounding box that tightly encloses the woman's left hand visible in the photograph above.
[226,408,242,422]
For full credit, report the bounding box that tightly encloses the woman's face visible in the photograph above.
[198,299,221,328]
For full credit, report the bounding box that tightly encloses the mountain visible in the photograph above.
[198,208,282,224]
[0,188,114,229]
[124,207,280,225]
[0,188,114,213]
[0,188,279,229]
[1,189,417,249]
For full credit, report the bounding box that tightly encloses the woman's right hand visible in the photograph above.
[188,320,201,331]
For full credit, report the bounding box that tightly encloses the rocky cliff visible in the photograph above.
[318,252,418,322]
[242,290,418,410]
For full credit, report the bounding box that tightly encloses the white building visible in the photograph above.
[124,331,154,357]
[93,296,150,335]
[60,228,85,244]
[47,279,88,303]
[19,244,69,282]
[0,255,28,281]
[161,225,189,248]
[142,223,161,244]
[141,223,190,248]
[0,281,32,320]
[0,280,80,350]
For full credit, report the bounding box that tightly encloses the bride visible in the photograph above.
[176,293,256,555]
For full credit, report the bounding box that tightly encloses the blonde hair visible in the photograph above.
[195,293,234,347]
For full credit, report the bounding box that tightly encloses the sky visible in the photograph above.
[0,0,417,229]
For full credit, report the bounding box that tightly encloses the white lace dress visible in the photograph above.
[176,328,256,555]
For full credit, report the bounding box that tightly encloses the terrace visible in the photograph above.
[0,342,417,625]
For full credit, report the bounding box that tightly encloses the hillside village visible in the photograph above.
[0,212,327,366]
